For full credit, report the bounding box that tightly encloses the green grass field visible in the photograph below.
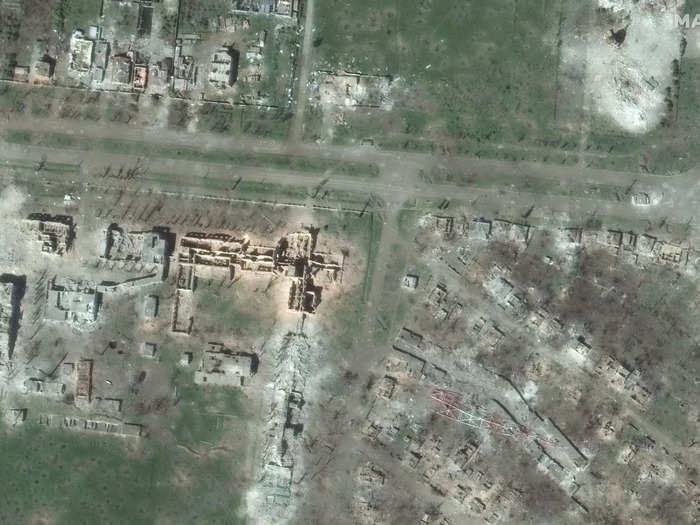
[310,0,565,151]
[51,0,102,37]
[0,421,246,525]
[308,0,700,174]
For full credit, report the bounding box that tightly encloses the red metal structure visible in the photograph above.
[431,389,558,447]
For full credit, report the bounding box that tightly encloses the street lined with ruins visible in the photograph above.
[1,0,700,524]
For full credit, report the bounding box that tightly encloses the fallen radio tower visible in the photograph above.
[431,389,558,447]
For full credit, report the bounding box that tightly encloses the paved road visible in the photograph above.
[3,113,693,189]
[3,113,697,234]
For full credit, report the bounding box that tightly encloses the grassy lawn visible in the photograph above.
[361,212,383,304]
[172,370,248,446]
[310,0,566,151]
[52,0,102,36]
[198,103,293,140]
[179,0,231,34]
[0,423,246,525]
[420,166,625,201]
[194,284,267,335]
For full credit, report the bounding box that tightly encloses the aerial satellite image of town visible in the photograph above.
[0,0,699,524]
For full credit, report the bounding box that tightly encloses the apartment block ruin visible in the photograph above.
[69,30,94,73]
[103,225,168,264]
[102,225,170,277]
[175,228,342,315]
[208,47,239,89]
[23,214,74,255]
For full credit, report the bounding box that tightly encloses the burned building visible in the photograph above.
[133,64,148,90]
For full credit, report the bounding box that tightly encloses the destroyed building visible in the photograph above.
[23,378,65,397]
[402,274,419,289]
[92,40,109,82]
[13,65,29,82]
[23,214,74,255]
[141,342,158,359]
[261,463,293,509]
[172,279,194,335]
[46,278,101,328]
[69,30,94,72]
[471,218,492,240]
[103,225,169,266]
[133,64,148,90]
[208,47,238,89]
[111,55,133,85]
[318,71,393,109]
[173,48,196,91]
[76,359,93,402]
[144,295,159,318]
[175,228,341,314]
[3,408,26,427]
[148,58,172,93]
[0,276,22,361]
[39,414,142,438]
[490,220,531,245]
[59,359,94,403]
[194,343,255,386]
[233,0,301,18]
[33,57,54,82]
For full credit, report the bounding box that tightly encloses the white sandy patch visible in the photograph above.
[0,185,29,271]
[563,1,684,133]
[522,380,539,402]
